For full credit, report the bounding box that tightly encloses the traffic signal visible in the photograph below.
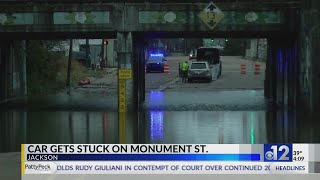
[104,40,108,45]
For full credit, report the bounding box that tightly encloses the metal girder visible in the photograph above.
[0,1,299,37]
[0,0,301,9]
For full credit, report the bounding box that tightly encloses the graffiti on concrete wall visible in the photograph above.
[53,11,110,24]
[139,11,282,24]
[0,13,33,25]
[139,11,193,24]
[222,11,281,24]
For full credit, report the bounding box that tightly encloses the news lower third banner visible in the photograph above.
[21,144,320,175]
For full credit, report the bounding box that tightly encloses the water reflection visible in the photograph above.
[0,111,120,152]
[147,91,165,107]
[144,111,268,144]
[0,111,320,152]
[150,111,164,141]
[266,111,320,143]
[148,92,165,142]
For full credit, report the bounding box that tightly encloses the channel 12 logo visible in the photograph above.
[264,144,292,162]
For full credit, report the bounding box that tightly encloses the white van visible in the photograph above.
[189,49,197,60]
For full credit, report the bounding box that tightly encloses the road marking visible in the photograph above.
[156,77,181,92]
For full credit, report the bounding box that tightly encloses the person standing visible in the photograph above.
[181,61,189,83]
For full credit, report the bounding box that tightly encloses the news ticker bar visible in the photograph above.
[21,144,320,162]
[22,161,320,174]
[21,144,320,175]
[25,154,260,161]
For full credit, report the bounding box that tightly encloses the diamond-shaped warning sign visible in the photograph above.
[198,2,224,30]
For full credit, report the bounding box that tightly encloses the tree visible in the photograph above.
[222,39,246,56]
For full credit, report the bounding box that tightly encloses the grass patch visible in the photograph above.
[27,55,90,96]
[88,70,106,78]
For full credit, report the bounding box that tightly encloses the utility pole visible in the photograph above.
[67,39,73,94]
[104,40,108,68]
[256,39,260,60]
[101,39,105,70]
[85,39,90,68]
[184,39,187,55]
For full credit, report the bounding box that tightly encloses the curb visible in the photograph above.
[156,77,180,92]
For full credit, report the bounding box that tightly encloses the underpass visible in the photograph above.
[1,0,320,179]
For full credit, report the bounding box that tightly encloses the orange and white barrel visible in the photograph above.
[254,64,260,75]
[240,64,246,74]
[164,63,170,73]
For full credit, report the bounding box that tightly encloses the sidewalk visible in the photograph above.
[76,68,118,89]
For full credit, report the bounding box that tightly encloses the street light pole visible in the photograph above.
[66,39,73,93]
[256,39,260,60]
[85,39,90,68]
[101,39,105,69]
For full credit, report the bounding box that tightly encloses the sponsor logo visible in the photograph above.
[25,164,51,171]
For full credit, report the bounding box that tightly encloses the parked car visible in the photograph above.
[189,49,197,60]
[187,61,212,83]
[196,47,222,78]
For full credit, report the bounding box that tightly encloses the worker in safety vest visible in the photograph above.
[181,61,189,82]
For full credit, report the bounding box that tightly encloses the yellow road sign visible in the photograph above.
[118,79,126,112]
[118,112,126,144]
[198,2,224,30]
[118,69,132,79]
[118,74,127,143]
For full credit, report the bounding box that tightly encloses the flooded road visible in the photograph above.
[1,110,320,153]
[144,90,268,111]
[1,56,320,153]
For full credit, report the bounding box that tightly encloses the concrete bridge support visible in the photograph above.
[265,0,320,111]
[133,36,147,110]
[106,39,117,68]
[298,0,320,111]
[116,32,134,111]
[0,40,27,104]
[265,38,298,109]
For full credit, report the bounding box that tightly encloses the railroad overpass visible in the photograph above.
[0,0,298,38]
[0,0,319,111]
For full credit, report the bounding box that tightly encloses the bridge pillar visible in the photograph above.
[266,38,298,109]
[298,0,320,111]
[117,32,134,111]
[133,36,147,109]
[0,40,27,103]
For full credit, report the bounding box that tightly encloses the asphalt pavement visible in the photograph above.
[144,56,267,111]
[145,56,265,91]
[145,56,187,91]
[168,56,265,90]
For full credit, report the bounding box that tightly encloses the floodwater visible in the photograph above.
[1,90,320,152]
